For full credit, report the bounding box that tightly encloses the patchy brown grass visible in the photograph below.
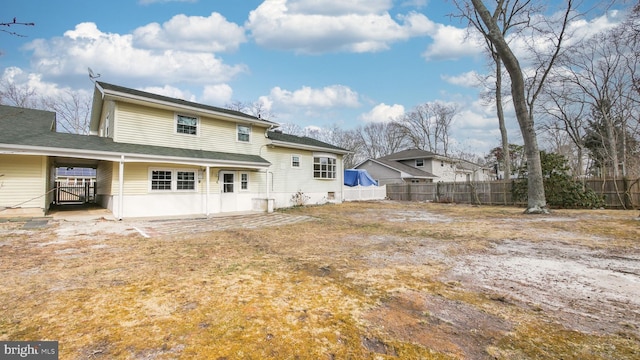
[1,201,639,359]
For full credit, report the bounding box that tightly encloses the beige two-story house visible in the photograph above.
[0,82,348,219]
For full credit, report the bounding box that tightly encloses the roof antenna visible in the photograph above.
[88,67,101,82]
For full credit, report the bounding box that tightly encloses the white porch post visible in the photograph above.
[205,165,211,216]
[118,155,124,220]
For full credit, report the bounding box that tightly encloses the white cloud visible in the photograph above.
[24,22,247,84]
[246,0,434,54]
[442,71,483,88]
[359,103,405,123]
[422,24,484,60]
[133,12,246,52]
[139,85,196,102]
[287,0,392,15]
[201,84,233,105]
[268,85,360,108]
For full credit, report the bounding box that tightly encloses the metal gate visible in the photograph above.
[54,182,96,204]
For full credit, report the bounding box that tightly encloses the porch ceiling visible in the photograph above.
[53,157,99,168]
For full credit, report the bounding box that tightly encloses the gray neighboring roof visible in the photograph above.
[95,81,279,126]
[0,104,270,166]
[367,158,437,178]
[380,149,438,161]
[267,131,349,154]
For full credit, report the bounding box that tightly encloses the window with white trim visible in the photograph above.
[291,155,301,168]
[150,169,197,192]
[237,124,251,142]
[176,114,198,135]
[177,171,196,190]
[415,159,424,167]
[240,173,249,190]
[313,156,336,179]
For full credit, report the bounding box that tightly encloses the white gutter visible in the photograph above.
[0,145,270,169]
[205,165,210,216]
[268,140,350,155]
[118,155,124,220]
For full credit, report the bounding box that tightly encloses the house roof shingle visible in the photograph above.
[96,81,279,126]
[0,104,270,166]
[267,131,349,153]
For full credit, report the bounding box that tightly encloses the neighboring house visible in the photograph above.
[0,82,348,218]
[355,149,492,185]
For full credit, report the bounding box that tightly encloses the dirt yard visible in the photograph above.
[1,201,639,359]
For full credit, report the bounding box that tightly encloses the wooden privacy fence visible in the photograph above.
[387,178,640,209]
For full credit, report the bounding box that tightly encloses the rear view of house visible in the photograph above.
[0,82,348,219]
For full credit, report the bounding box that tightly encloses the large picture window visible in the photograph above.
[313,156,336,179]
[150,168,197,192]
[237,124,251,142]
[176,114,198,135]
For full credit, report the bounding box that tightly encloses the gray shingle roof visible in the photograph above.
[0,105,269,165]
[380,149,438,160]
[97,82,278,126]
[267,131,348,153]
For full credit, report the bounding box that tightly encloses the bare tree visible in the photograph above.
[467,0,579,213]
[43,90,93,135]
[1,17,34,37]
[453,0,537,184]
[225,99,275,120]
[538,80,589,177]
[357,121,408,160]
[0,80,39,108]
[399,102,458,154]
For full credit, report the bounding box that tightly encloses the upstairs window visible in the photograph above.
[237,124,251,142]
[292,155,301,168]
[313,156,336,179]
[415,159,424,167]
[176,114,198,135]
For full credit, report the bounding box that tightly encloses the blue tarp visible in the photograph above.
[344,169,378,187]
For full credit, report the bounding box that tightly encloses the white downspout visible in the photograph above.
[118,155,124,220]
[205,166,211,216]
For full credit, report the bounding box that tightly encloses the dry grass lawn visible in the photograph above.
[1,201,639,359]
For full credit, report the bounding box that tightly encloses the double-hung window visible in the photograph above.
[313,156,336,179]
[240,173,249,190]
[176,114,198,135]
[176,171,196,190]
[150,168,197,192]
[151,170,173,190]
[237,124,251,142]
[291,155,301,168]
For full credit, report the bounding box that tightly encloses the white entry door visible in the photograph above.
[220,171,238,212]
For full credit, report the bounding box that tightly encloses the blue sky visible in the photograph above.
[1,0,628,155]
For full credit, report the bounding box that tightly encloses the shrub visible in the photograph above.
[512,151,605,209]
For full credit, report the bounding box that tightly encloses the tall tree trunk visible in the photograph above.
[494,55,511,180]
[471,0,548,213]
